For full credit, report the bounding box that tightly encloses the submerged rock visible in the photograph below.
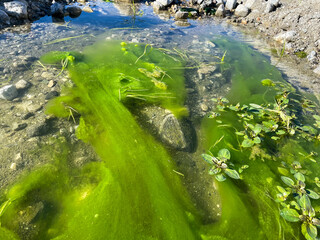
[4,1,28,19]
[0,84,18,101]
[134,105,196,151]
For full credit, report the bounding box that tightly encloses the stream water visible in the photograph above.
[0,1,320,240]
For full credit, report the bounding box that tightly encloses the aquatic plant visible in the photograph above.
[202,148,241,182]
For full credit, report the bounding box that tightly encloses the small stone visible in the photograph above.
[175,10,189,20]
[0,85,18,101]
[234,4,249,17]
[13,122,28,131]
[274,31,297,43]
[66,6,82,18]
[307,51,317,63]
[10,163,17,170]
[27,119,50,137]
[21,112,34,120]
[82,6,93,13]
[313,66,320,75]
[45,91,59,100]
[15,79,29,90]
[225,0,237,10]
[200,103,208,112]
[215,4,226,17]
[269,0,280,7]
[47,80,56,88]
[265,3,275,13]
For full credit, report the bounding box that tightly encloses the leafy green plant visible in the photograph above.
[202,148,241,182]
[276,167,320,240]
[209,80,320,149]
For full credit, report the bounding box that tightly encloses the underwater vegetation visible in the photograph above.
[0,41,201,240]
[201,39,320,240]
[1,37,320,240]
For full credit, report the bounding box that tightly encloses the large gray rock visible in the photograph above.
[265,2,275,13]
[0,85,18,101]
[134,106,195,151]
[225,0,237,10]
[4,1,28,19]
[234,4,249,17]
[244,0,257,9]
[0,10,10,25]
[50,2,64,18]
[274,31,297,43]
[215,4,225,17]
[200,0,213,9]
[66,6,82,18]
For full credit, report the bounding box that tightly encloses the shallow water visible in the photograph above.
[0,1,320,240]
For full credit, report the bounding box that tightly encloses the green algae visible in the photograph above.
[0,41,203,239]
[201,38,320,239]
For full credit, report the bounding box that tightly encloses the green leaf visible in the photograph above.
[215,174,226,182]
[313,115,320,121]
[241,139,254,148]
[249,103,263,109]
[271,136,280,141]
[298,194,312,211]
[224,169,240,180]
[307,189,320,200]
[281,176,294,187]
[278,167,289,176]
[303,222,317,239]
[277,186,287,194]
[294,172,305,182]
[261,79,275,87]
[253,124,262,135]
[280,208,300,222]
[218,149,231,160]
[312,218,320,226]
[253,137,261,144]
[202,154,216,165]
[209,167,221,175]
[276,130,286,135]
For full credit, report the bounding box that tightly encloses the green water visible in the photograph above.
[0,38,319,240]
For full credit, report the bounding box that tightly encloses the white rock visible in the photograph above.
[155,0,174,7]
[10,163,17,170]
[274,31,297,43]
[15,79,29,89]
[235,4,249,17]
[4,1,28,19]
[313,66,320,75]
[215,4,226,17]
[0,85,18,100]
[225,0,237,10]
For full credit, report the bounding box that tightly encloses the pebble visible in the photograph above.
[0,85,18,101]
[15,79,29,90]
[13,122,28,131]
[200,103,208,111]
[82,6,93,13]
[47,80,56,88]
[10,162,17,170]
[313,66,320,75]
